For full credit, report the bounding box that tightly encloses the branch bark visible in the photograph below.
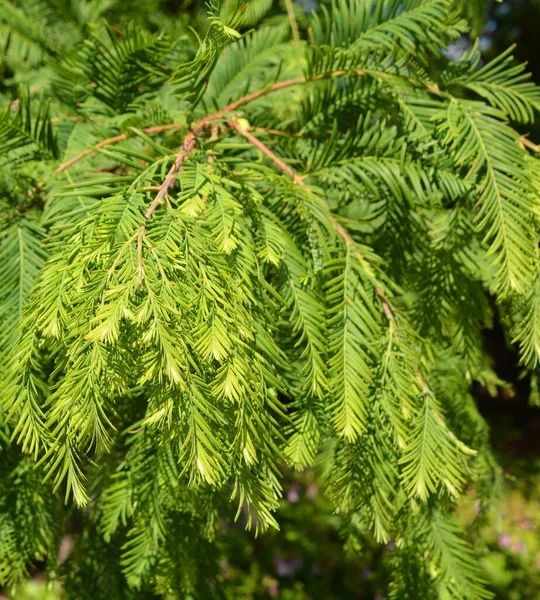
[22,123,185,208]
[284,0,300,42]
[226,118,396,320]
[227,119,303,185]
[23,65,448,205]
[520,135,540,153]
[144,131,197,220]
[137,131,198,278]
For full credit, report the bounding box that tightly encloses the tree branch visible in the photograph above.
[137,130,199,278]
[144,131,197,220]
[227,119,303,185]
[195,66,451,128]
[200,70,367,126]
[284,0,300,42]
[21,123,185,208]
[23,65,450,207]
[520,135,540,153]
[227,118,397,321]
[23,69,367,207]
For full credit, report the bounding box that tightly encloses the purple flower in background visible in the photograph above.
[498,533,512,549]
[267,580,279,597]
[374,593,384,600]
[287,482,301,504]
[520,519,533,531]
[219,559,230,579]
[361,567,372,580]
[512,540,527,554]
[381,541,395,556]
[306,484,318,500]
[274,556,303,577]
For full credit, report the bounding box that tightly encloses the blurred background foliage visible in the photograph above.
[2,0,539,598]
[10,461,539,599]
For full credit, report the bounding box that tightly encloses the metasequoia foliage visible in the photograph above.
[0,0,539,597]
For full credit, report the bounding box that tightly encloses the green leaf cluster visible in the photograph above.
[0,0,538,597]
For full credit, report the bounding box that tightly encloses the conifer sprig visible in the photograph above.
[0,0,538,597]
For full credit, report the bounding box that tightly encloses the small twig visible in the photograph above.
[210,64,447,120]
[109,25,126,38]
[284,0,300,42]
[137,131,198,278]
[375,287,395,323]
[227,119,357,248]
[227,119,304,185]
[59,123,183,177]
[21,123,185,208]
[520,135,540,153]
[227,118,396,321]
[50,116,89,124]
[137,225,145,284]
[23,133,125,202]
[144,130,197,220]
[205,71,366,124]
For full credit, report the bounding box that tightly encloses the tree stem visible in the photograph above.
[284,0,300,42]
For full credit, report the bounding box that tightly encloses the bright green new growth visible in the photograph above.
[0,0,539,597]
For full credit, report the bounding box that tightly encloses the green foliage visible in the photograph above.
[0,93,58,164]
[0,0,539,598]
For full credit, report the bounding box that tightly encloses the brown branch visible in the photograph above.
[200,65,454,126]
[24,70,368,208]
[520,135,540,153]
[227,119,304,185]
[200,70,366,126]
[23,69,393,286]
[227,118,396,321]
[227,119,358,249]
[137,131,198,278]
[144,131,197,220]
[50,116,89,124]
[284,0,300,42]
[23,65,448,209]
[22,123,185,207]
[146,69,364,217]
[59,134,127,173]
[375,287,395,323]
